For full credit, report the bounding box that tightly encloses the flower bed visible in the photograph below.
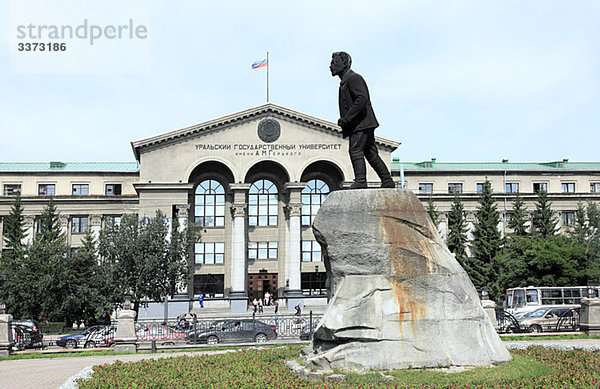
[77,345,600,388]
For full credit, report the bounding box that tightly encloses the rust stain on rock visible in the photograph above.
[381,195,430,334]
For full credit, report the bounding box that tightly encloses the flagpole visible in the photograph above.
[266,51,270,103]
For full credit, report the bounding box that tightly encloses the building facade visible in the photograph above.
[397,158,600,242]
[1,104,599,312]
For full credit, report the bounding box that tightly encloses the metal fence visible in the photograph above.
[496,308,580,334]
[135,312,322,346]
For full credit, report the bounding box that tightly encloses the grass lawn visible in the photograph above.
[76,345,600,388]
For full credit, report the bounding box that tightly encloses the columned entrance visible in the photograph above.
[248,271,278,303]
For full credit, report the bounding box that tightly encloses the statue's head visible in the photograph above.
[330,51,352,77]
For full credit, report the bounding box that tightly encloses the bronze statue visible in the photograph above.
[330,52,395,189]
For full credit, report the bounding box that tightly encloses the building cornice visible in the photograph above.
[130,103,400,160]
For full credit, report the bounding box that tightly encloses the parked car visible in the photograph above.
[12,319,43,346]
[136,325,186,345]
[299,323,318,340]
[80,325,115,348]
[519,307,579,333]
[186,319,277,344]
[56,325,105,349]
[10,324,32,351]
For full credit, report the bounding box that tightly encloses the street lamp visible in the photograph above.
[588,287,596,299]
[315,265,320,295]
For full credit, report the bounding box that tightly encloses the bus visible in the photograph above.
[505,286,600,317]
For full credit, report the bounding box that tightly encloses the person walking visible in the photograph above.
[258,298,264,313]
[252,298,258,314]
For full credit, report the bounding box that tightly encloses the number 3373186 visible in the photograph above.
[18,42,66,52]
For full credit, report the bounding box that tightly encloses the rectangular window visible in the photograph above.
[72,184,89,196]
[301,240,322,262]
[476,183,484,194]
[71,216,88,234]
[505,183,519,193]
[38,184,55,196]
[533,183,547,193]
[541,289,563,305]
[194,242,225,264]
[3,184,21,196]
[193,274,224,298]
[418,183,433,194]
[561,183,575,193]
[561,211,575,226]
[105,184,122,196]
[105,215,122,228]
[448,183,463,194]
[301,272,327,296]
[248,241,278,260]
[591,183,600,193]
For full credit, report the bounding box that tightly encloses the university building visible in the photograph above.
[1,104,599,312]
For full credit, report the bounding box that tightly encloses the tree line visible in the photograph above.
[0,195,198,325]
[426,181,600,301]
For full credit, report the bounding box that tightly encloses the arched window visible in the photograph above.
[302,179,330,226]
[194,180,225,227]
[249,179,278,226]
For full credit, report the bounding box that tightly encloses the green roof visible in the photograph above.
[391,159,600,172]
[0,162,139,173]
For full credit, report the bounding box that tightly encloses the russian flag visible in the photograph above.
[252,58,268,69]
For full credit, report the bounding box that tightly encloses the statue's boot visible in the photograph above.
[349,157,368,189]
[367,155,395,188]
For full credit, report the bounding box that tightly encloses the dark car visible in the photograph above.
[10,324,32,350]
[81,325,115,348]
[11,320,43,347]
[299,324,315,340]
[56,325,105,348]
[187,319,277,344]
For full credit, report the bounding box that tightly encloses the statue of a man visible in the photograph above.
[330,51,395,189]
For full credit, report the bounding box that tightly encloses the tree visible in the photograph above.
[27,199,70,321]
[569,202,600,284]
[507,192,528,237]
[59,230,104,326]
[470,180,502,298]
[446,194,468,260]
[2,193,26,254]
[98,210,198,313]
[425,196,441,231]
[531,190,557,238]
[497,235,587,291]
[0,194,28,317]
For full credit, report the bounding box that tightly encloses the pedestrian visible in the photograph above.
[198,293,204,308]
[258,298,264,313]
[264,291,270,306]
[190,313,197,330]
[274,299,279,314]
[253,298,258,314]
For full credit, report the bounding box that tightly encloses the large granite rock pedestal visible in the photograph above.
[302,189,511,372]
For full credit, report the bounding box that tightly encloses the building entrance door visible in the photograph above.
[248,272,278,304]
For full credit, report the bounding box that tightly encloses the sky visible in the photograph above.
[0,0,598,163]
